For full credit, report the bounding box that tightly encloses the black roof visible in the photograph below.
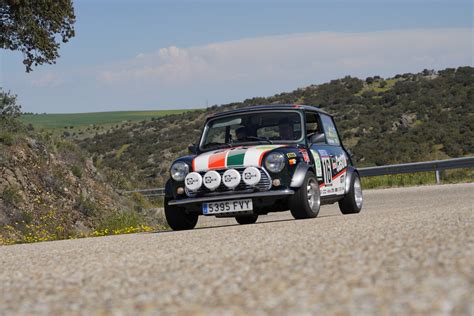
[208,104,330,119]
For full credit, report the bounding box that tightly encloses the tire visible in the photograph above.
[338,172,363,214]
[235,214,258,225]
[164,196,198,231]
[290,171,321,219]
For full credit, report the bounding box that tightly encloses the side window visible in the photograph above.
[305,113,321,135]
[320,114,340,145]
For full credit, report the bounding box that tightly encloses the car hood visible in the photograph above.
[192,145,286,172]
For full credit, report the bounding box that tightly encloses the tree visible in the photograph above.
[0,88,22,131]
[1,0,75,72]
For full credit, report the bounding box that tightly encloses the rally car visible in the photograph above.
[164,104,363,230]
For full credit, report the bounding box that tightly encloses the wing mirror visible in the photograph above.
[188,144,197,155]
[310,133,326,144]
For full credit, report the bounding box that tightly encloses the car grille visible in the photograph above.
[186,168,271,197]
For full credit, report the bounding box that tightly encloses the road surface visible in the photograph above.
[0,183,473,315]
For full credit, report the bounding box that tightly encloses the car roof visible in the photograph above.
[208,104,331,119]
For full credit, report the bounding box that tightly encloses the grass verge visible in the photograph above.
[0,195,169,246]
[361,169,474,189]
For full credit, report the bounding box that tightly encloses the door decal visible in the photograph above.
[317,150,347,196]
[310,149,323,178]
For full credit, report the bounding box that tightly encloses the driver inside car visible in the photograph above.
[235,126,248,142]
[278,118,294,140]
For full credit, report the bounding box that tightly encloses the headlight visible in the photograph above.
[265,152,285,173]
[170,161,189,181]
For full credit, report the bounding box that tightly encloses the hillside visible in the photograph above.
[0,106,166,244]
[79,66,474,188]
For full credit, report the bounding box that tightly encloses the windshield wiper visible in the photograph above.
[245,136,273,144]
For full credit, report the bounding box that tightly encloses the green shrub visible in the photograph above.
[152,196,164,208]
[75,194,98,217]
[0,132,15,146]
[129,192,152,212]
[1,89,23,132]
[104,169,133,190]
[2,185,23,206]
[71,164,83,178]
[98,210,143,232]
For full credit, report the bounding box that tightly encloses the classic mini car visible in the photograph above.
[164,104,363,230]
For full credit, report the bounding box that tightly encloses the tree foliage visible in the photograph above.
[0,88,22,131]
[0,0,76,72]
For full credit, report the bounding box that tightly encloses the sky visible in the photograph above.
[1,0,473,113]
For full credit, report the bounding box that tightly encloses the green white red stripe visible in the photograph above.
[192,145,285,172]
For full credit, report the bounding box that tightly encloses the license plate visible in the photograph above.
[202,199,253,215]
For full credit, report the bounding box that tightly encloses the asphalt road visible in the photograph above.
[1,183,473,315]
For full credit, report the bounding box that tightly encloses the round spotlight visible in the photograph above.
[272,179,281,187]
[222,169,241,189]
[184,172,202,191]
[242,167,261,186]
[203,170,221,190]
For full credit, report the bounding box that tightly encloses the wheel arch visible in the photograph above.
[344,166,360,194]
[290,163,316,188]
[165,179,174,199]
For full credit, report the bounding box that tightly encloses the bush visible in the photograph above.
[2,185,23,206]
[0,89,22,132]
[71,165,83,178]
[75,194,98,217]
[97,210,143,232]
[0,131,16,146]
[130,192,152,212]
[104,169,133,190]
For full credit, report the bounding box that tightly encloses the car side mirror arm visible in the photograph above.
[188,144,197,155]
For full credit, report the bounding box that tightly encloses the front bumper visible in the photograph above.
[168,189,295,206]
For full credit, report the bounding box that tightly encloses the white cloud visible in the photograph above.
[97,28,473,89]
[16,28,471,113]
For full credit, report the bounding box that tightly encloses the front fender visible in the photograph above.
[165,179,174,198]
[290,163,312,188]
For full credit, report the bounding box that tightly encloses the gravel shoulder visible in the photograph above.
[1,183,473,315]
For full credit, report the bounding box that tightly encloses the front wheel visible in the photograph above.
[235,214,258,225]
[338,173,363,214]
[290,171,321,219]
[164,197,198,230]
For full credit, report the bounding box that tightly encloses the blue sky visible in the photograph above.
[1,0,473,113]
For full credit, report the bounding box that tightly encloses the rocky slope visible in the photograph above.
[0,133,136,244]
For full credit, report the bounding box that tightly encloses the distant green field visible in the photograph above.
[21,110,190,130]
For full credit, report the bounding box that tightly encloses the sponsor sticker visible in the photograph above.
[334,153,347,173]
[318,149,329,157]
[299,149,310,162]
[310,149,323,177]
[286,152,297,158]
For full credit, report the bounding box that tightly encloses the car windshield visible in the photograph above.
[200,111,303,150]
